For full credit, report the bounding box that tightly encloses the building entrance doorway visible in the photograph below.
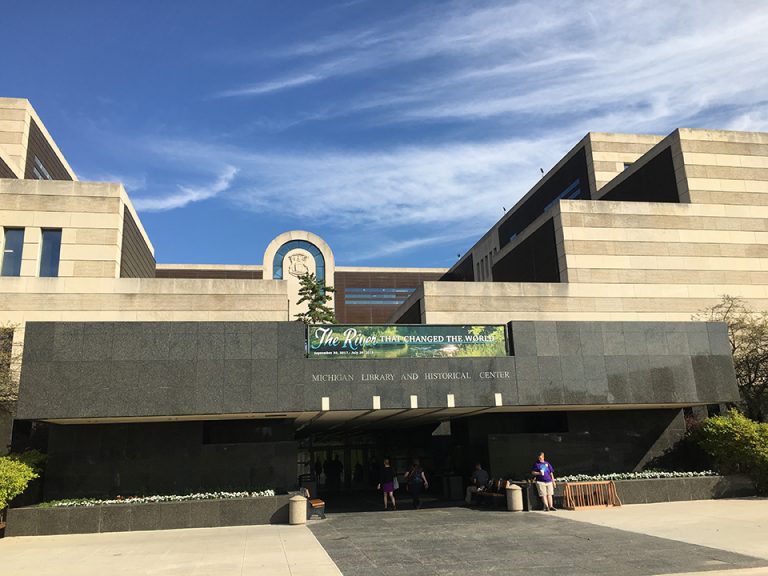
[296,419,466,507]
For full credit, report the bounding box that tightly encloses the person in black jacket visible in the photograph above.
[404,459,428,509]
[377,458,397,510]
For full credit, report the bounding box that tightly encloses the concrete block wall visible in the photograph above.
[0,98,76,180]
[677,128,768,206]
[0,179,156,280]
[587,132,663,193]
[556,198,768,289]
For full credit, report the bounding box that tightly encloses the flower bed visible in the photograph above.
[6,491,291,537]
[39,489,276,508]
[520,473,754,511]
[558,470,717,482]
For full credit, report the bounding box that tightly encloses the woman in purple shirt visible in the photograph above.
[377,458,397,511]
[531,452,556,511]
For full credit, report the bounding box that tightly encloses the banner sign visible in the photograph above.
[308,325,507,359]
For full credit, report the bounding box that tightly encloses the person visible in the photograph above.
[314,458,323,483]
[329,455,343,492]
[465,462,490,505]
[404,459,428,509]
[531,452,556,511]
[377,458,397,510]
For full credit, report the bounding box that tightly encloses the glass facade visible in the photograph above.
[344,287,415,305]
[39,228,62,277]
[1,228,25,276]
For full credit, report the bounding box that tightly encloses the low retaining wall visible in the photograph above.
[524,475,755,510]
[6,495,292,537]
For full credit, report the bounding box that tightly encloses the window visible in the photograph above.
[343,287,416,306]
[39,229,62,277]
[623,162,632,171]
[1,228,25,276]
[32,156,52,180]
[543,179,581,212]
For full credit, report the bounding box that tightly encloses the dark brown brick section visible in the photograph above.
[334,270,443,324]
[120,210,156,278]
[24,119,73,181]
[156,268,263,279]
[0,155,17,178]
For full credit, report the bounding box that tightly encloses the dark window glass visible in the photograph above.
[202,419,292,444]
[39,229,62,277]
[1,228,25,276]
[343,286,415,305]
[32,156,52,180]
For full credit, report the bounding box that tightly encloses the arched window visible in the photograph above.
[273,240,325,283]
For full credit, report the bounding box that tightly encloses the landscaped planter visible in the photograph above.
[5,494,292,537]
[523,475,755,510]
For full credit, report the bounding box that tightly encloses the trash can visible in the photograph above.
[506,484,523,512]
[289,494,308,525]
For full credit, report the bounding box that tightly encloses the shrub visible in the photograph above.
[0,456,38,510]
[8,449,47,474]
[696,410,768,494]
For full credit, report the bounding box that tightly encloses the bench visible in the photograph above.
[302,487,326,519]
[562,480,621,510]
[473,478,509,507]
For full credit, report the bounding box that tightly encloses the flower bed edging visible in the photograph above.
[5,494,293,537]
[523,475,755,510]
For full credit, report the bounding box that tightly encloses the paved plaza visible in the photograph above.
[0,499,766,575]
[309,499,768,576]
[0,524,341,576]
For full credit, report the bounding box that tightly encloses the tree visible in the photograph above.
[294,273,336,325]
[696,410,768,494]
[695,296,768,421]
[0,456,37,515]
[0,325,21,413]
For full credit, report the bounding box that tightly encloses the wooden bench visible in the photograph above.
[562,481,621,510]
[474,478,509,507]
[302,488,326,519]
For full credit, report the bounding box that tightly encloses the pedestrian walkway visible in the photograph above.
[0,524,341,576]
[1,499,766,575]
[560,498,768,562]
[309,505,768,576]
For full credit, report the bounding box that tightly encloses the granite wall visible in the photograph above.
[16,320,739,420]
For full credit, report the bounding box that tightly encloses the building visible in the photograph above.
[1,97,759,501]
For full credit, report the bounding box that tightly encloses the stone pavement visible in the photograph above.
[309,505,768,576]
[0,524,341,576]
[561,498,768,562]
[1,499,767,575]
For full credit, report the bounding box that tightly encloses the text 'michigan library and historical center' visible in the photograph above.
[1,96,766,500]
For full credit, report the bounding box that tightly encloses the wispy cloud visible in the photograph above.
[217,1,768,134]
[97,1,768,264]
[343,230,484,263]
[142,134,570,228]
[132,166,238,212]
[77,171,147,192]
[216,74,324,97]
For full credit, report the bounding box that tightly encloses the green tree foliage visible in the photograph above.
[294,273,336,325]
[9,449,47,474]
[0,325,21,412]
[696,409,768,494]
[0,456,38,510]
[695,296,768,421]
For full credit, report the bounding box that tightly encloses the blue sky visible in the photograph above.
[3,1,768,268]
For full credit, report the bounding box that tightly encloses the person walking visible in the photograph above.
[404,459,428,509]
[377,458,397,510]
[531,452,556,511]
